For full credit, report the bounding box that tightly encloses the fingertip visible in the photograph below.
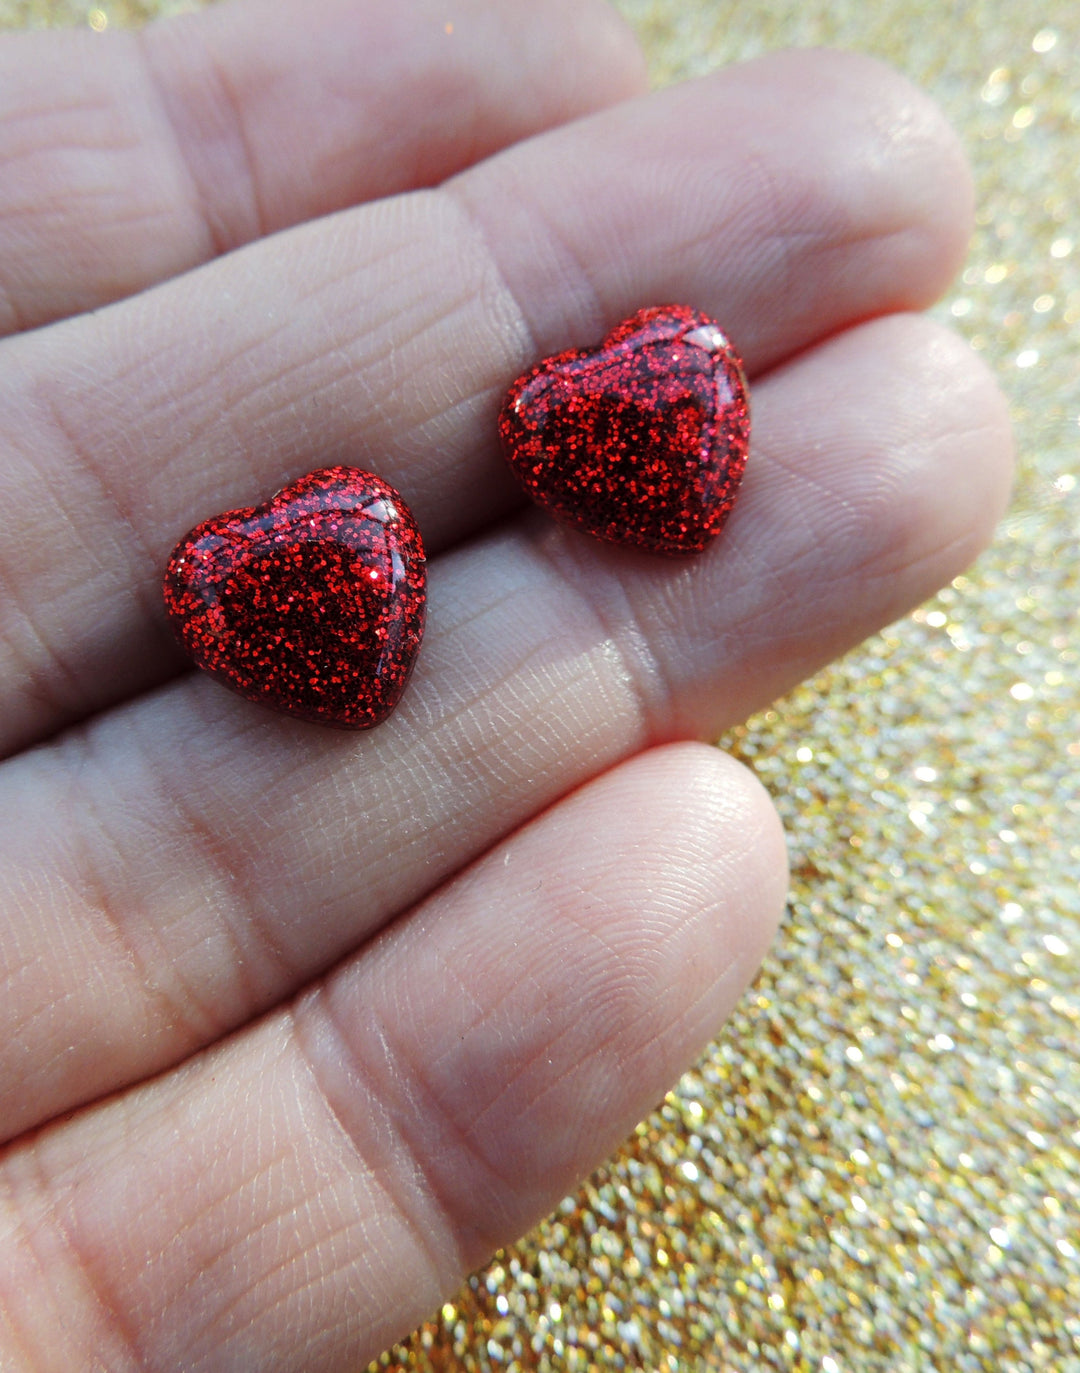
[728,311,1014,685]
[556,742,788,1005]
[573,0,651,104]
[451,44,980,373]
[881,318,1015,575]
[651,742,789,973]
[744,46,975,312]
[512,0,650,123]
[827,48,975,303]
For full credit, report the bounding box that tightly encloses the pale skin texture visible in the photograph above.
[0,0,1013,1368]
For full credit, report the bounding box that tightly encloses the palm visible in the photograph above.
[0,1,1011,1368]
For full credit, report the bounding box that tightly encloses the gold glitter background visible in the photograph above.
[5,0,1077,1369]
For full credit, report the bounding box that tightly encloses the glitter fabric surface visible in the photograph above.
[163,467,426,730]
[498,305,749,555]
[7,0,1077,1369]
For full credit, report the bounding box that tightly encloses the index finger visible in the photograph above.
[0,0,644,332]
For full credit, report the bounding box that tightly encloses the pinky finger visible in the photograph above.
[0,743,786,1373]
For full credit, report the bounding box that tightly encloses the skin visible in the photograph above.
[0,1,1013,1369]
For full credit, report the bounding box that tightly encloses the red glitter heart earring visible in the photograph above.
[498,304,750,555]
[163,467,426,730]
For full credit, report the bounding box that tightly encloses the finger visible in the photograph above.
[0,313,1013,1139]
[0,745,787,1372]
[0,0,644,334]
[0,48,972,753]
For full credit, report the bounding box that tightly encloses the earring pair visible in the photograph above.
[163,305,750,729]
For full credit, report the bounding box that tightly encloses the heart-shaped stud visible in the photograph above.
[498,304,750,555]
[163,467,426,729]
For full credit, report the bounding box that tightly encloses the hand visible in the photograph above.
[0,1,1012,1367]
